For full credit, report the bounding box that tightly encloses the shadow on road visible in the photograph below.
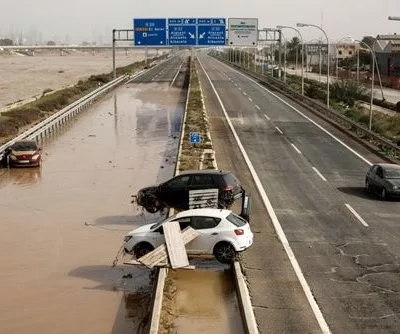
[69,264,154,334]
[337,186,372,200]
[337,186,400,202]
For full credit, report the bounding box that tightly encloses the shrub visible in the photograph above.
[331,79,367,107]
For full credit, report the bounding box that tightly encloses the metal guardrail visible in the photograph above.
[216,56,400,161]
[0,73,134,157]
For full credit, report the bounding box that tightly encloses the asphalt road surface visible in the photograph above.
[197,52,400,334]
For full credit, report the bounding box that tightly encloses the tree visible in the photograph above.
[361,36,376,49]
[0,38,13,46]
[47,40,56,45]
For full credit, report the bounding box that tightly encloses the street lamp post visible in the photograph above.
[277,25,305,95]
[297,23,330,108]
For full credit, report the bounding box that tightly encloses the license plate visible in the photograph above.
[18,160,30,163]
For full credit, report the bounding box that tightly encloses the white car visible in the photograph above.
[123,208,253,264]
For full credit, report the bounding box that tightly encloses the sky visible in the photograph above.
[0,0,399,44]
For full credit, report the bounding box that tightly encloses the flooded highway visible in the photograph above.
[0,81,184,333]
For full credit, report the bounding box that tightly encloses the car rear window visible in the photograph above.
[226,213,247,227]
[223,173,240,186]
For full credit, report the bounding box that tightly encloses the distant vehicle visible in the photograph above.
[365,163,400,199]
[123,208,254,264]
[135,170,244,213]
[4,140,42,168]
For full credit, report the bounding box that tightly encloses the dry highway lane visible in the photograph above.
[197,52,400,333]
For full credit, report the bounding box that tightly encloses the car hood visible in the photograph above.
[387,179,400,186]
[127,223,155,236]
[11,149,38,156]
[138,185,158,196]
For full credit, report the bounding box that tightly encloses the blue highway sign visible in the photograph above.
[168,18,197,46]
[189,132,201,144]
[134,18,167,46]
[198,18,226,46]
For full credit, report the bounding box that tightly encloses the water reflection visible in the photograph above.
[0,167,42,187]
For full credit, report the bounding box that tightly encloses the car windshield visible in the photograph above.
[11,141,38,151]
[385,166,400,179]
[226,212,247,227]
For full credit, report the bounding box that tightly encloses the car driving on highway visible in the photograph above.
[123,208,253,264]
[2,140,42,168]
[135,169,244,213]
[365,163,400,199]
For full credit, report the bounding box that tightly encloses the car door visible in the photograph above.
[159,175,191,209]
[186,216,221,254]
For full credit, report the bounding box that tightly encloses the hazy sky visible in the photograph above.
[0,0,399,43]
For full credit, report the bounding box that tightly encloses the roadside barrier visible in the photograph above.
[0,74,133,157]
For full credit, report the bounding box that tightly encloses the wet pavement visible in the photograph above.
[0,81,183,333]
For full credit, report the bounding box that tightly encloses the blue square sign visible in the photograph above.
[134,18,167,46]
[168,18,197,46]
[189,132,201,144]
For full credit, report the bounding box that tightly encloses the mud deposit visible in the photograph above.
[170,265,244,334]
[0,49,153,109]
[0,81,183,333]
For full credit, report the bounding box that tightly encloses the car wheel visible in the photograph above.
[380,187,388,201]
[214,242,236,264]
[133,242,154,259]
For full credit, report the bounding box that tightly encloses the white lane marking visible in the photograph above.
[275,126,283,134]
[243,92,248,96]
[198,57,332,334]
[291,143,302,154]
[264,114,270,121]
[255,105,261,110]
[248,97,253,102]
[170,61,183,87]
[223,61,372,167]
[345,204,369,227]
[312,167,327,181]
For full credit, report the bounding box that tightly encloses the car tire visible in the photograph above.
[213,242,236,264]
[144,198,161,213]
[133,242,154,259]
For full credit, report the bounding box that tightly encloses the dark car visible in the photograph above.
[6,140,42,168]
[136,170,244,213]
[365,163,400,200]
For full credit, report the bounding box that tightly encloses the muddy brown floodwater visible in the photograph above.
[0,81,183,333]
[0,49,154,110]
[171,264,244,334]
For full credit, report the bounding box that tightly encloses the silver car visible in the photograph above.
[365,163,400,200]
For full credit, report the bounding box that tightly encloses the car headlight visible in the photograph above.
[124,236,132,242]
[32,154,40,160]
[393,185,399,190]
[9,154,17,160]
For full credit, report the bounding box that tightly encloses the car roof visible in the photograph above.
[373,163,400,170]
[179,169,231,176]
[174,208,231,219]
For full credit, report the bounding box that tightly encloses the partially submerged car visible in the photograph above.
[123,208,253,264]
[365,163,400,199]
[3,140,42,168]
[135,170,244,213]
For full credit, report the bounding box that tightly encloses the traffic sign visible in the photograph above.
[228,18,258,46]
[189,132,201,144]
[168,18,197,46]
[133,18,167,46]
[198,18,226,46]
